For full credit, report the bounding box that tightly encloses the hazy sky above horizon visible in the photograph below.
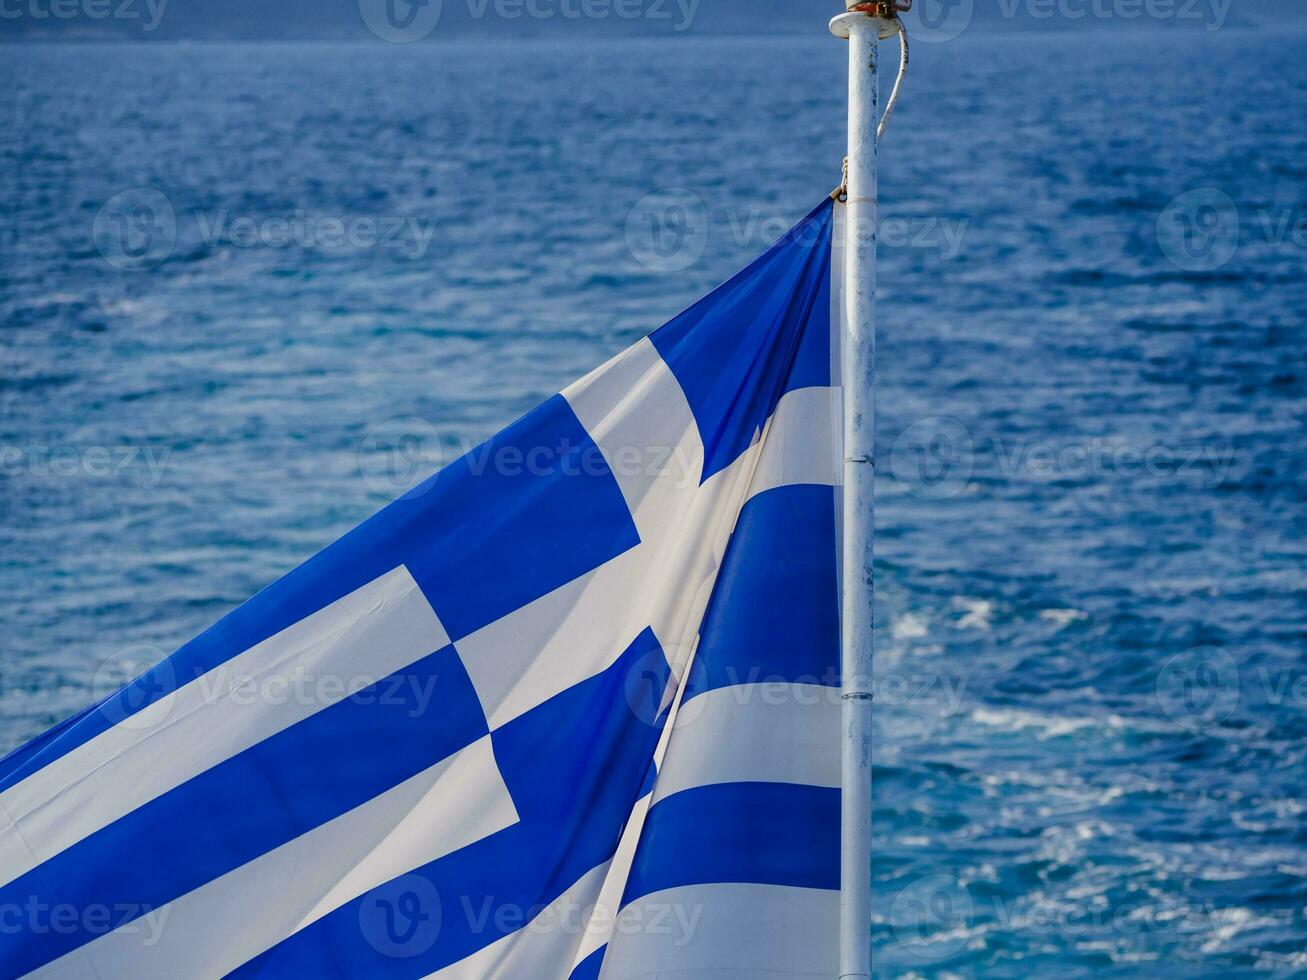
[1,0,1305,41]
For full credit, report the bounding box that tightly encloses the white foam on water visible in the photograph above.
[969,707,1109,740]
[1039,608,1088,629]
[1200,907,1283,953]
[892,612,930,639]
[953,598,993,631]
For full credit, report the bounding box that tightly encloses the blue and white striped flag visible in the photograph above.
[0,200,844,979]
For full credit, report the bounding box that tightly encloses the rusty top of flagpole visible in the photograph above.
[837,0,911,37]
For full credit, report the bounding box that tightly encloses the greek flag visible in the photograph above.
[0,201,844,979]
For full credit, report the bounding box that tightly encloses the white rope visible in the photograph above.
[832,9,909,201]
[877,14,909,142]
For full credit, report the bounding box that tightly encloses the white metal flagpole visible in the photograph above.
[830,2,903,976]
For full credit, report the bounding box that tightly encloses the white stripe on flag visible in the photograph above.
[0,566,449,891]
[597,883,838,979]
[31,736,516,980]
[651,684,840,805]
[748,386,842,497]
[567,787,656,973]
[561,337,704,541]
[456,546,652,730]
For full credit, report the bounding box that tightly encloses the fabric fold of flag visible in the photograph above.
[0,199,844,980]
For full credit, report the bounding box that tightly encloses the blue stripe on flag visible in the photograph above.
[621,781,840,904]
[650,200,832,481]
[0,644,487,976]
[684,483,840,701]
[230,629,667,977]
[490,627,667,821]
[569,945,605,980]
[409,394,641,640]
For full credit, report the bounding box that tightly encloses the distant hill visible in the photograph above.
[0,0,1290,42]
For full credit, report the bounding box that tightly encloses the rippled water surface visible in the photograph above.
[2,31,1305,975]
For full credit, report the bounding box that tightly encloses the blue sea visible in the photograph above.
[2,29,1305,975]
